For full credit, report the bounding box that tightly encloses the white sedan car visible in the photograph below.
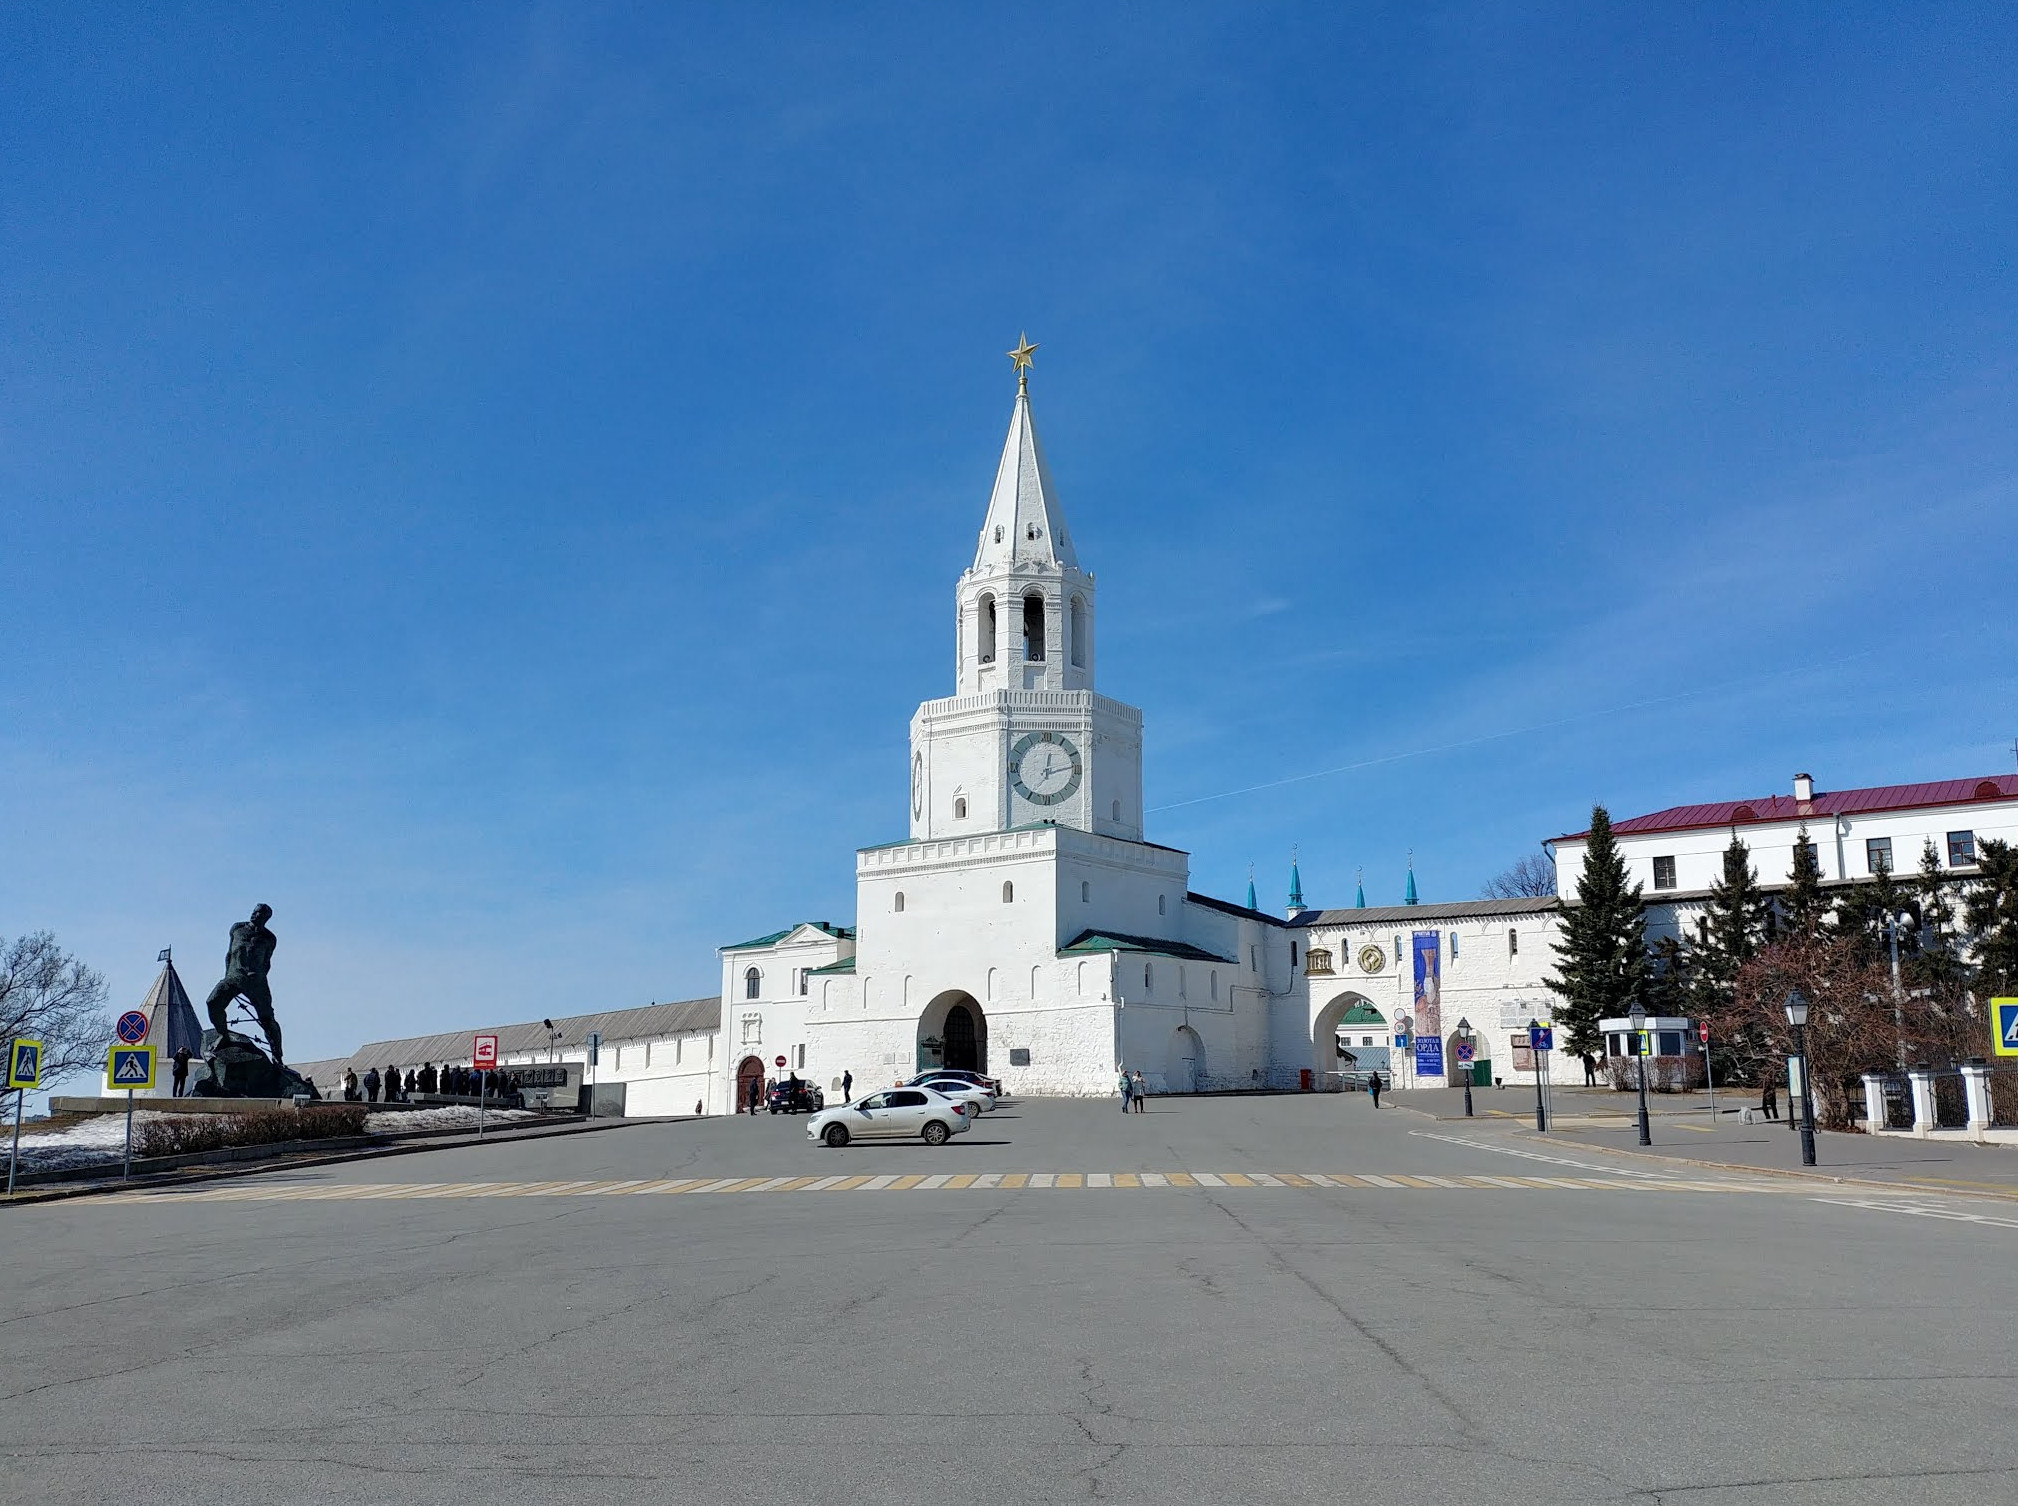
[807,1086,975,1148]
[912,1077,996,1114]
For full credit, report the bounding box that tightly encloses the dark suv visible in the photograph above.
[767,1079,825,1115]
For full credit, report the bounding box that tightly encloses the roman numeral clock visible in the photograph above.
[1008,730,1083,807]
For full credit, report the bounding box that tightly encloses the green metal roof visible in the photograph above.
[806,956,857,975]
[1335,1002,1386,1026]
[1060,930,1235,964]
[721,921,855,952]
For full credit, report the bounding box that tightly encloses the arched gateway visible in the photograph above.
[1311,991,1388,1080]
[917,990,988,1076]
[735,1055,765,1113]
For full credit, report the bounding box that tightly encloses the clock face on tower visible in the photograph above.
[1008,730,1083,806]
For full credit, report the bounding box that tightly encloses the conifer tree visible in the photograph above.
[1642,935,1692,1016]
[1963,837,2018,997]
[1781,822,1828,938]
[1547,805,1647,1056]
[1694,834,1773,1010]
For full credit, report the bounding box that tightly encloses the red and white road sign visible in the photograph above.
[473,1034,499,1070]
[1698,1023,1710,1043]
[774,1055,787,1068]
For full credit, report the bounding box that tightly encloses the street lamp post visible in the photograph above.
[1785,990,1818,1167]
[1459,1023,1476,1117]
[1883,912,1909,1071]
[1628,1002,1652,1146]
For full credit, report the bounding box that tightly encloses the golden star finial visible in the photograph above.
[1007,333,1038,389]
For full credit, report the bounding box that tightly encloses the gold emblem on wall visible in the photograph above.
[1357,944,1386,975]
[1305,946,1334,977]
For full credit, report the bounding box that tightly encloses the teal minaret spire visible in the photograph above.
[1287,846,1306,917]
[1404,850,1418,905]
[1246,862,1257,912]
[1355,866,1366,909]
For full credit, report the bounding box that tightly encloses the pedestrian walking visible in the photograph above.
[384,1065,402,1103]
[1761,1081,1779,1120]
[342,1067,360,1102]
[363,1067,381,1104]
[1118,1067,1133,1113]
[1131,1069,1147,1111]
[748,1074,763,1114]
[172,1046,191,1097]
[1368,1071,1383,1108]
[842,1070,853,1101]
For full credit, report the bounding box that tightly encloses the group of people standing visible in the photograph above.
[339,1062,523,1107]
[1117,1067,1149,1111]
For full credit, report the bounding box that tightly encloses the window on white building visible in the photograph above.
[1112,800,1121,821]
[1508,928,1519,957]
[954,797,967,819]
[1070,595,1086,667]
[797,969,808,995]
[1449,934,1458,962]
[1081,880,1090,903]
[795,1044,806,1070]
[1867,837,1893,875]
[1652,856,1677,890]
[1250,945,1259,971]
[1002,881,1014,903]
[1144,963,1153,993]
[1178,965,1187,999]
[1290,942,1299,967]
[1210,970,1219,1000]
[743,966,760,1000]
[894,891,905,913]
[1393,935,1403,964]
[1948,830,1977,867]
[1158,894,1166,915]
[978,593,997,662]
[1022,594,1045,661]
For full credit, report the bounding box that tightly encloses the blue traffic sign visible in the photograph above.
[1529,1025,1554,1052]
[115,1010,149,1045]
[107,1045,156,1091]
[1994,998,2018,1058]
[7,1039,41,1090]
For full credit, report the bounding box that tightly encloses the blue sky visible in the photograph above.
[5,4,2016,1069]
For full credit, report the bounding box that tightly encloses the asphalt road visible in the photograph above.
[3,1094,2014,1504]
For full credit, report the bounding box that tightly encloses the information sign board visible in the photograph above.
[473,1034,499,1070]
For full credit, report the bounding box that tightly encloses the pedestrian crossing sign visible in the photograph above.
[1994,998,2018,1058]
[107,1045,156,1091]
[6,1039,41,1090]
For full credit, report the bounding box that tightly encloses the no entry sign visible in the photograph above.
[775,1055,787,1068]
[473,1034,499,1070]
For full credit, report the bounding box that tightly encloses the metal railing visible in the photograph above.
[1990,1069,2018,1129]
[1933,1073,1970,1129]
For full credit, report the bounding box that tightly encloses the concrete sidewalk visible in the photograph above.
[1388,1084,2018,1198]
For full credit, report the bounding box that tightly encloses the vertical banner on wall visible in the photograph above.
[1412,931,1444,1079]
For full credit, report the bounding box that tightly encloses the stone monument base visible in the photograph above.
[191,1034,320,1101]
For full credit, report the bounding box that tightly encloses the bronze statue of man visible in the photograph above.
[205,903,283,1064]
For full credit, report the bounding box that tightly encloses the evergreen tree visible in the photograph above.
[1963,837,2018,997]
[1828,863,1917,971]
[1694,834,1773,1008]
[1547,805,1647,1056]
[1642,936,1692,1015]
[1781,822,1828,938]
[1911,839,1969,1000]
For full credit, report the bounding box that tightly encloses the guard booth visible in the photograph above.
[1598,1016,1707,1090]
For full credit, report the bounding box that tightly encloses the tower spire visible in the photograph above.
[974,337,1076,572]
[1404,850,1418,906]
[1246,862,1257,912]
[1287,846,1306,918]
[1355,866,1366,909]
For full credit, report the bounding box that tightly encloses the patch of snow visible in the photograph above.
[11,1113,164,1170]
[363,1106,540,1134]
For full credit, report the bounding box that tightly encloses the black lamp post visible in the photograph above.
[1785,990,1818,1167]
[1628,1002,1652,1146]
[1459,1023,1476,1117]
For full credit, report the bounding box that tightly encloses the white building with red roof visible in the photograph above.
[1550,772,2018,943]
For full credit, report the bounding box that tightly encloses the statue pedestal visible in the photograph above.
[192,1034,319,1101]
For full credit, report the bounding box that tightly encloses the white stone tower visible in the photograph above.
[908,339,1144,843]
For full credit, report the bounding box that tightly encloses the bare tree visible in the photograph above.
[1724,936,1898,1129]
[0,932,110,1082]
[1481,851,1558,900]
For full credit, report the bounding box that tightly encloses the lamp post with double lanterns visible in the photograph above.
[1458,1022,1476,1117]
[1785,989,1818,1167]
[1528,1018,1549,1132]
[1628,1002,1652,1146]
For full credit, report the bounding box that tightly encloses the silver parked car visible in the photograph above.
[807,1086,975,1148]
[911,1076,996,1114]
